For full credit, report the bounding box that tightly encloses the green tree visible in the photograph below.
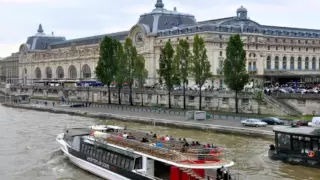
[158,41,179,109]
[223,34,249,114]
[190,35,213,110]
[174,39,191,109]
[114,42,126,105]
[123,38,138,106]
[134,55,148,107]
[95,36,119,104]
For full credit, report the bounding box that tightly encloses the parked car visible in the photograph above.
[241,119,267,127]
[261,117,285,125]
[291,120,309,126]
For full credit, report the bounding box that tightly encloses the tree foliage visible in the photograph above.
[190,35,212,110]
[95,36,120,104]
[123,38,138,106]
[134,55,148,106]
[114,42,126,105]
[174,39,191,109]
[158,41,179,108]
[223,34,249,113]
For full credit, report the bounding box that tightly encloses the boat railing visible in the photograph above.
[92,133,229,163]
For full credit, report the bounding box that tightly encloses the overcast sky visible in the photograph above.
[0,0,319,57]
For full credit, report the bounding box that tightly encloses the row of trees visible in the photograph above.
[96,34,249,114]
[95,37,148,106]
[158,34,249,113]
[158,35,213,110]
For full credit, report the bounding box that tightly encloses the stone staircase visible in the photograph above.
[180,168,205,180]
[263,95,302,116]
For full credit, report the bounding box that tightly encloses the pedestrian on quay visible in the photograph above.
[52,101,55,106]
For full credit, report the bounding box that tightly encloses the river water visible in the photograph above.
[0,105,318,180]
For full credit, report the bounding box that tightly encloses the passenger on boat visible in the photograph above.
[141,137,149,143]
[196,141,200,146]
[164,135,170,141]
[153,133,157,138]
[156,141,163,147]
[206,144,211,148]
[123,132,128,138]
[192,141,196,146]
[184,141,190,147]
[170,135,175,140]
[127,133,135,139]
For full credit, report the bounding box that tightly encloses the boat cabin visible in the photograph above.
[273,126,320,161]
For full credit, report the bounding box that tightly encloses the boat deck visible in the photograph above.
[91,128,232,167]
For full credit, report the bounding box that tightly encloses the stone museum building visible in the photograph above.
[6,0,320,88]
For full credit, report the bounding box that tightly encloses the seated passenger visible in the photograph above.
[141,138,149,143]
[123,132,128,138]
[127,133,135,139]
[170,135,175,141]
[156,141,163,147]
[196,141,200,146]
[191,141,196,146]
[153,133,157,138]
[164,135,170,141]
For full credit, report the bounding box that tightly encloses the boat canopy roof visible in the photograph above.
[273,126,320,136]
[65,128,91,137]
[90,125,124,131]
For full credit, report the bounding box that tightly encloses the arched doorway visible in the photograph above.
[56,66,64,79]
[82,64,91,79]
[34,67,41,79]
[45,67,52,79]
[68,65,77,79]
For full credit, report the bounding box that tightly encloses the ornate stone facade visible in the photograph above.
[16,1,320,88]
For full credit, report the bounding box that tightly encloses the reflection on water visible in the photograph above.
[0,105,318,180]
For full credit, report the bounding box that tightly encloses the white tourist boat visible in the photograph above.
[57,125,248,180]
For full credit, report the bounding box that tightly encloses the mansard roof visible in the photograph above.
[157,6,320,39]
[137,0,197,35]
[49,31,129,49]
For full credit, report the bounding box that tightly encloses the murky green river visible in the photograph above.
[0,105,318,180]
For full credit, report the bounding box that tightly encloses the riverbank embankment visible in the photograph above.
[2,103,275,139]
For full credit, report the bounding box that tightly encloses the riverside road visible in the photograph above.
[31,100,275,132]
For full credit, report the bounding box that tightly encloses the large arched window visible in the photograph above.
[312,57,316,70]
[82,64,91,79]
[298,57,302,70]
[56,66,64,79]
[275,56,279,69]
[282,56,287,70]
[290,57,294,70]
[34,67,41,79]
[266,56,271,69]
[68,65,77,79]
[45,67,52,79]
[305,57,309,70]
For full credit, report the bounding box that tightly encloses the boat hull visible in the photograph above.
[268,150,320,168]
[56,133,130,180]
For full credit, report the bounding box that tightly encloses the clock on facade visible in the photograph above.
[134,32,144,46]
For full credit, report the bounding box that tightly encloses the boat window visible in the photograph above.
[106,152,110,162]
[92,148,96,157]
[110,153,114,163]
[102,152,106,161]
[277,133,291,150]
[121,157,126,168]
[125,159,132,170]
[312,138,319,152]
[117,156,122,166]
[112,154,118,165]
[134,157,143,169]
[81,144,85,152]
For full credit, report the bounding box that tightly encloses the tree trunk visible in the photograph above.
[140,82,144,107]
[118,87,121,105]
[183,83,186,110]
[168,89,171,109]
[129,84,133,106]
[235,91,238,114]
[108,85,111,104]
[199,86,202,110]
